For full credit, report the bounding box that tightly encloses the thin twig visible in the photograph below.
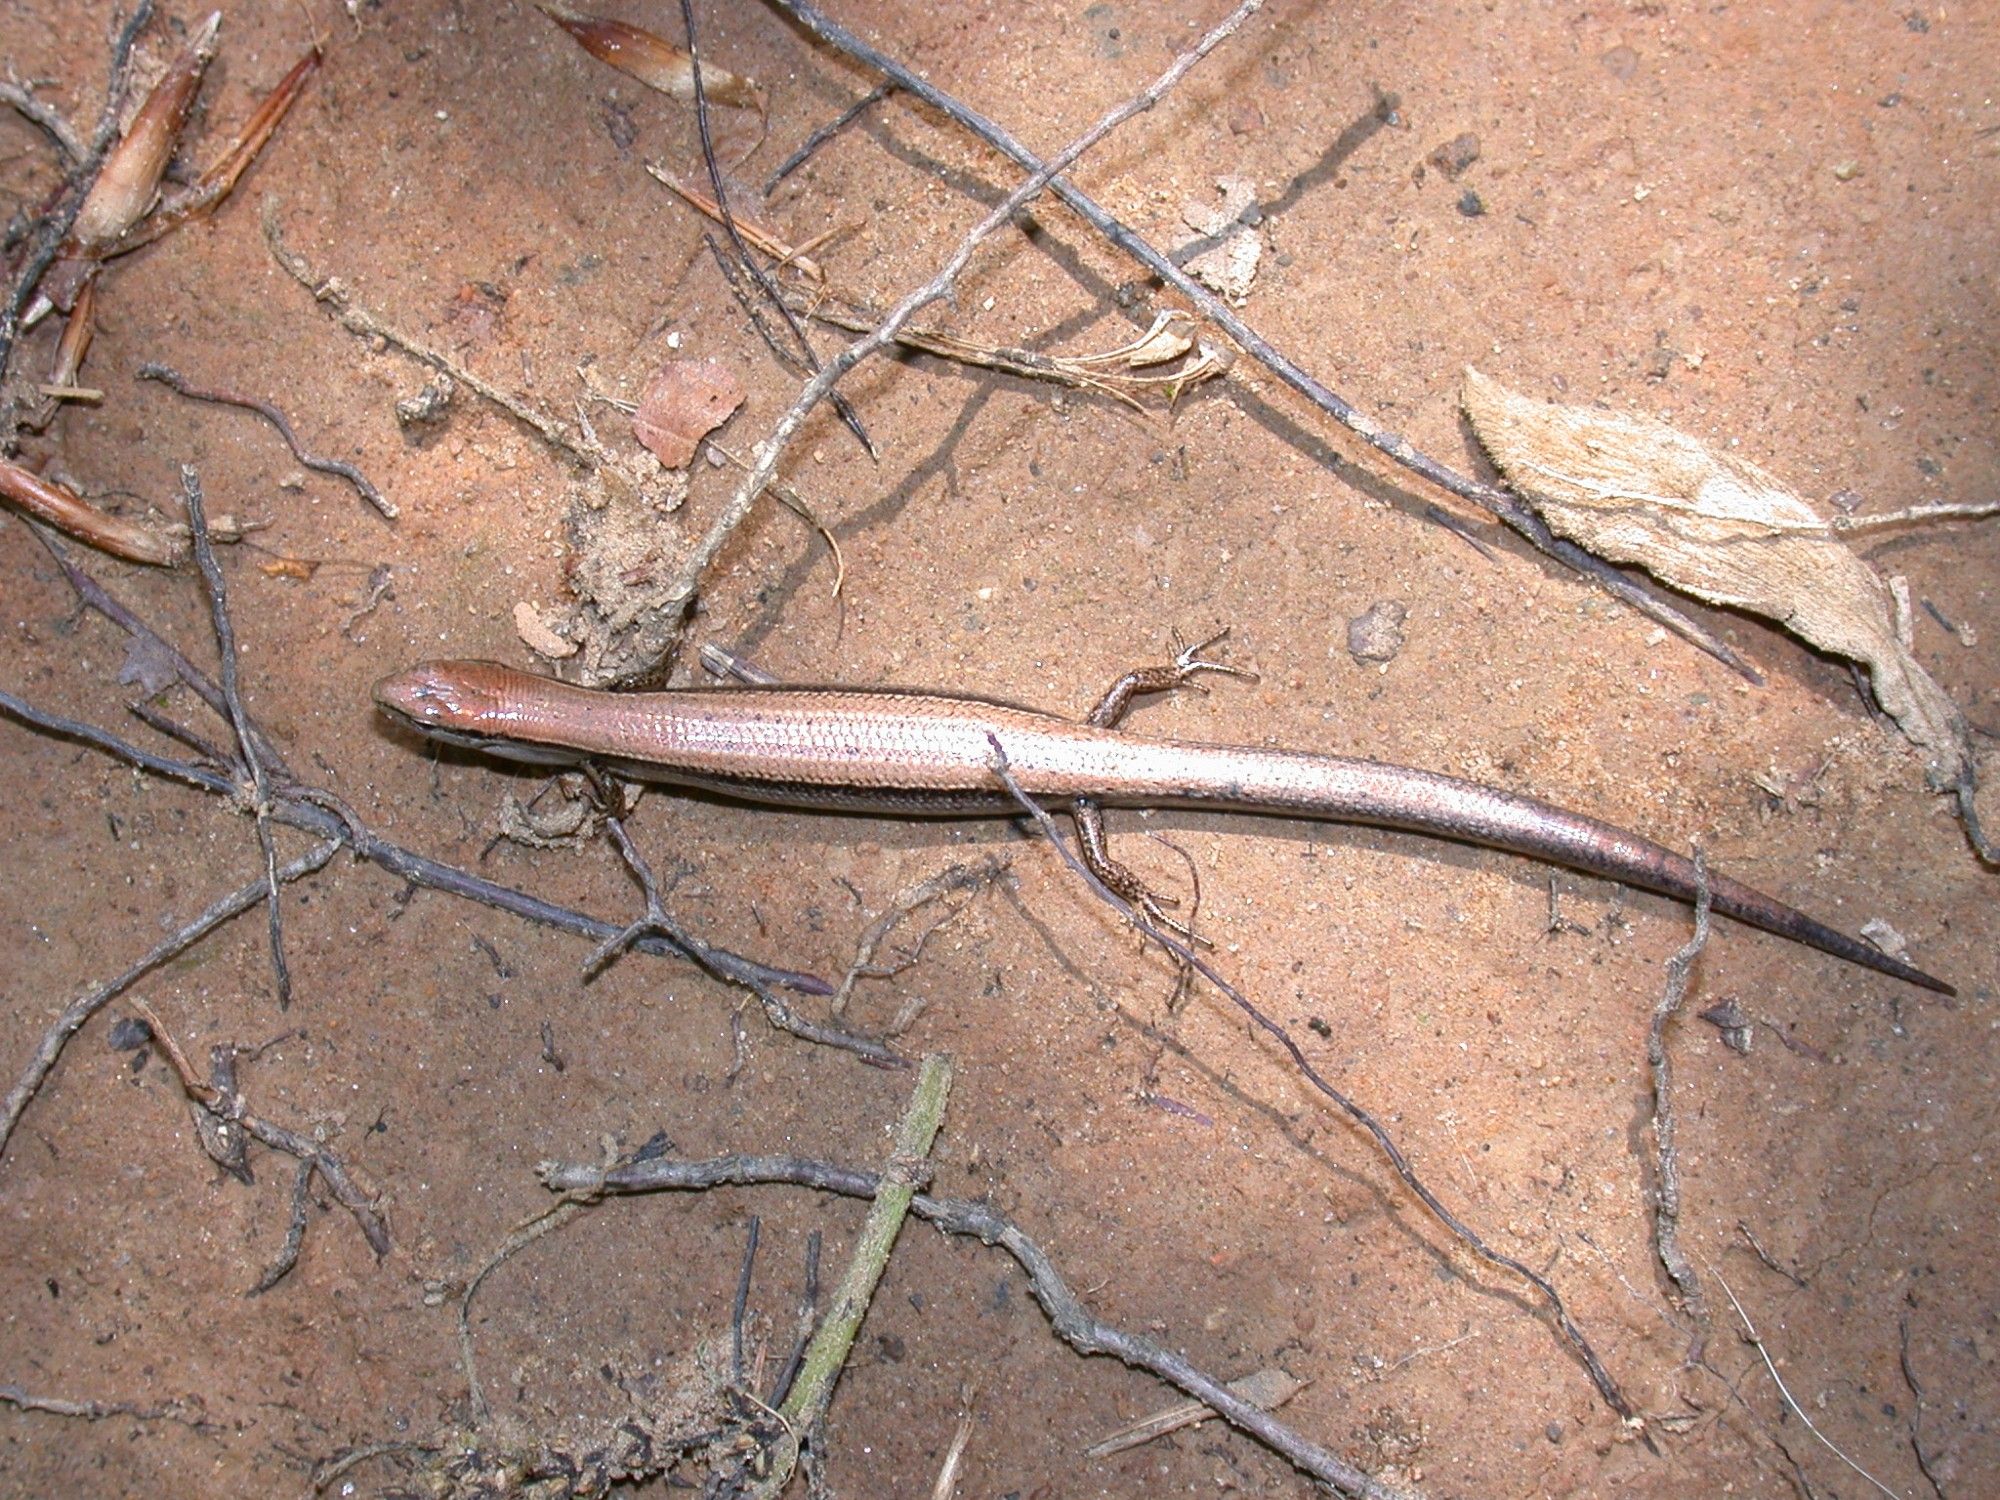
[982,735,1648,1440]
[1709,1261,1904,1500]
[261,203,593,465]
[183,466,291,1007]
[830,856,1009,1019]
[457,1194,599,1429]
[731,1214,762,1390]
[592,811,899,1064]
[764,81,895,192]
[766,0,1757,681]
[539,1148,1413,1500]
[1898,1305,1948,1500]
[1649,848,1711,1351]
[137,362,396,520]
[0,79,87,163]
[677,0,874,458]
[0,840,338,1158]
[661,0,1266,632]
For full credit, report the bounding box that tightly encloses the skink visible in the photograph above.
[374,654,1952,995]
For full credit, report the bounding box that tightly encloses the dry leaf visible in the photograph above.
[1461,366,1981,829]
[632,359,744,468]
[1176,175,1262,304]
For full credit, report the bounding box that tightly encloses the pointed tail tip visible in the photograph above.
[1906,964,1956,998]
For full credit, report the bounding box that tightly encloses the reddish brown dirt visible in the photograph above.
[1,2,1993,1496]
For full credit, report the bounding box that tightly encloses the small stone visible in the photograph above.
[1426,132,1481,179]
[1346,600,1409,665]
[1457,189,1485,217]
[1832,160,1862,182]
[1546,1421,1565,1444]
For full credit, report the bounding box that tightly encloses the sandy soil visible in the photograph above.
[1,1,1993,1495]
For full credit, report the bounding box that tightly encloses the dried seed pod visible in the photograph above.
[71,11,222,254]
[0,458,185,566]
[537,2,761,108]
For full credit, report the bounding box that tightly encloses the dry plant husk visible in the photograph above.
[1462,366,1990,861]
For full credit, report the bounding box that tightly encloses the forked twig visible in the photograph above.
[0,840,339,1159]
[981,735,1648,1441]
[538,1147,1413,1500]
[658,0,1267,633]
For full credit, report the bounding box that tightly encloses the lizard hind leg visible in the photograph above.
[1071,798,1209,946]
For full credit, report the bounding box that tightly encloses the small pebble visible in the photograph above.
[1427,132,1481,179]
[1346,600,1409,665]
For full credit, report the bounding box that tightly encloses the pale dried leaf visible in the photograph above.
[631,359,744,468]
[1461,366,1974,794]
[514,600,579,659]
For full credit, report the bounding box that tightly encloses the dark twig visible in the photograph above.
[1648,849,1711,1352]
[5,685,825,994]
[1423,502,1499,563]
[182,466,292,1007]
[540,1149,1412,1500]
[592,812,898,1063]
[140,999,391,1264]
[250,1156,318,1294]
[678,0,875,459]
[10,534,829,998]
[767,1228,822,1407]
[982,735,1648,1440]
[1735,1220,1807,1289]
[731,1215,762,1390]
[765,0,1757,681]
[705,231,814,381]
[0,1,154,379]
[0,839,338,1158]
[137,362,396,520]
[764,81,895,193]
